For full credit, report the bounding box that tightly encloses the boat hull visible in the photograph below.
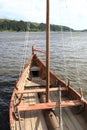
[10,54,87,130]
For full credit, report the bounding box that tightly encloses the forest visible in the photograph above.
[0,19,74,32]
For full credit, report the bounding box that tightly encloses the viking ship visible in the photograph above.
[10,0,87,130]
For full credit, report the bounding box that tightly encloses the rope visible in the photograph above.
[65,0,81,89]
[70,29,81,88]
[60,26,68,83]
[59,85,63,130]
[65,0,68,8]
[23,22,30,68]
[57,2,68,129]
[17,108,23,130]
[58,1,81,129]
[19,22,30,75]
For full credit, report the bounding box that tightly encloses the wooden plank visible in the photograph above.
[15,87,67,94]
[24,93,31,130]
[23,92,48,130]
[18,100,82,111]
[29,93,36,130]
[63,108,84,130]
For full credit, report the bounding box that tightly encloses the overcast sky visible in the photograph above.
[0,0,87,30]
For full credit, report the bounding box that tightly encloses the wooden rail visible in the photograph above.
[15,87,67,94]
[18,100,82,111]
[32,46,45,54]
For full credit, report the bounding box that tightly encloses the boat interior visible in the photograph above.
[10,53,87,130]
[10,0,87,130]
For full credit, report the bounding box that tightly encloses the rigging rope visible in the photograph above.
[17,108,23,130]
[60,26,68,83]
[69,29,81,88]
[19,22,30,78]
[64,0,81,89]
[58,0,81,129]
[59,85,63,130]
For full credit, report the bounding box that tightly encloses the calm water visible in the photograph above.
[0,32,87,129]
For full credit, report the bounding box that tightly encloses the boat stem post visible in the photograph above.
[79,88,84,100]
[67,78,70,87]
[46,0,50,102]
[32,46,34,54]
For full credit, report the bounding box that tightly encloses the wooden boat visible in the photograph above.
[10,46,87,130]
[10,0,87,130]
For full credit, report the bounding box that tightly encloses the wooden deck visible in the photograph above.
[50,91,87,130]
[15,78,48,130]
[14,77,87,130]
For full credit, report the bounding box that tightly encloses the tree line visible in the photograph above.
[0,19,74,32]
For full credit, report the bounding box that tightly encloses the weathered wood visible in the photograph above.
[38,92,60,130]
[24,93,48,130]
[32,46,46,54]
[18,100,82,111]
[10,50,87,130]
[15,87,67,94]
[46,0,50,102]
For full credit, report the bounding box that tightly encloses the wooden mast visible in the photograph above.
[46,0,50,102]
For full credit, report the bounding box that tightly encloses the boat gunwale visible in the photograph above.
[34,54,87,105]
[9,52,87,130]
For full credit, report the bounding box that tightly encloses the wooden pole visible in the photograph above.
[46,0,50,102]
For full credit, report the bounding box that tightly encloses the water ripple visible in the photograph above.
[0,32,87,129]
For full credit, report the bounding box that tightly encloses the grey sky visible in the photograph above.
[0,0,87,30]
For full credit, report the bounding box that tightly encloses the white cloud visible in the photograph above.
[0,0,46,22]
[0,0,87,29]
[58,0,87,29]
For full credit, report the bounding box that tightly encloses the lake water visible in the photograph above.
[0,32,87,129]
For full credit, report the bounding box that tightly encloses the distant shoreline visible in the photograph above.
[0,19,87,32]
[0,19,73,32]
[0,30,85,33]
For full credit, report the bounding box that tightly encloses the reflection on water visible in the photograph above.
[0,32,87,129]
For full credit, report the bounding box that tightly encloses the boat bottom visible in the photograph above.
[14,77,87,130]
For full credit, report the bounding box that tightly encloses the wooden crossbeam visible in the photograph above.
[18,100,82,111]
[15,87,67,94]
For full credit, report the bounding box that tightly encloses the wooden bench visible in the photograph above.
[15,87,67,94]
[18,100,82,111]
